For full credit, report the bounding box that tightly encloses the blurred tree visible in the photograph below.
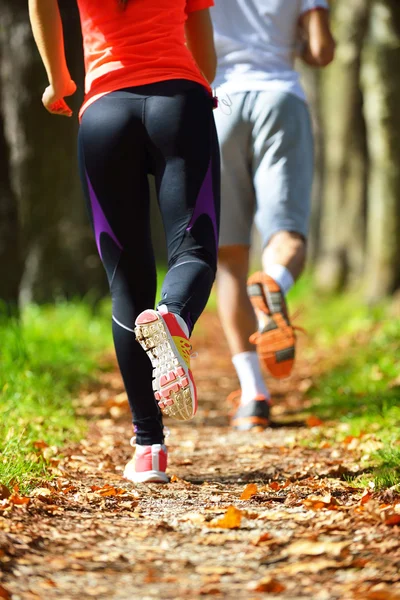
[362,0,400,301]
[0,0,106,304]
[0,104,22,316]
[315,0,370,293]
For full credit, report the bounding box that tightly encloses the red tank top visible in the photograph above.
[77,0,214,118]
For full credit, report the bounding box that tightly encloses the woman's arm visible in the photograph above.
[28,0,76,116]
[299,9,335,67]
[185,8,217,84]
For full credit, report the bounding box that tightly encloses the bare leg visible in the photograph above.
[216,245,255,356]
[262,231,306,282]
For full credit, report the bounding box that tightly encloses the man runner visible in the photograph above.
[211,0,335,430]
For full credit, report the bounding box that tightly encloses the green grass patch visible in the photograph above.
[0,302,112,492]
[293,281,400,489]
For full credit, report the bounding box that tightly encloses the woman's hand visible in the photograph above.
[42,78,77,117]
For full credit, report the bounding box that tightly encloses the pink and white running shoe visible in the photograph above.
[123,443,168,484]
[135,308,197,421]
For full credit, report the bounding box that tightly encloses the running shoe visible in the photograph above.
[135,308,197,421]
[228,390,271,431]
[124,443,168,484]
[247,272,296,379]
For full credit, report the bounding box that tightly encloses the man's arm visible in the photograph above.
[28,0,76,116]
[299,9,335,67]
[185,8,217,84]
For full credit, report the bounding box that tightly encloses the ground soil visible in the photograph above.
[1,312,399,600]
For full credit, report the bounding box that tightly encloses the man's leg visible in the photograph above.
[262,231,307,292]
[217,245,270,405]
[249,91,314,377]
[214,93,270,427]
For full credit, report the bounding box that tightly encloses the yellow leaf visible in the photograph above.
[208,506,242,529]
[240,483,258,500]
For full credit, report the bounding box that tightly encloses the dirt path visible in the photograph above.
[1,313,400,600]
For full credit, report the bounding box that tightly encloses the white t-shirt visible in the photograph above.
[211,0,329,101]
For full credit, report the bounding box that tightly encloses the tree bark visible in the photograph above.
[315,0,370,293]
[0,104,22,316]
[0,1,106,304]
[361,0,400,300]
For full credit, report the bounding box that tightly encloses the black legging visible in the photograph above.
[78,80,220,445]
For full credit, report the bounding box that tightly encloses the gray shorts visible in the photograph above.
[214,90,314,248]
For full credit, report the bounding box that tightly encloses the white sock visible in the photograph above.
[232,351,270,405]
[158,304,190,338]
[265,264,294,295]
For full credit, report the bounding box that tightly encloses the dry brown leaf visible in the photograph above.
[363,589,400,600]
[33,440,49,450]
[170,475,192,486]
[285,539,349,558]
[196,566,236,575]
[360,490,373,505]
[384,514,400,526]
[269,481,281,491]
[274,558,339,575]
[199,585,222,596]
[30,488,52,497]
[303,494,340,511]
[0,485,11,500]
[208,506,242,529]
[250,577,286,593]
[240,483,258,500]
[306,415,323,428]
[8,494,30,506]
[252,532,272,546]
[0,585,11,600]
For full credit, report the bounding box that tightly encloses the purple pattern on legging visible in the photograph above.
[86,174,122,259]
[186,160,217,249]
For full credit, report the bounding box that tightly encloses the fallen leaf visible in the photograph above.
[33,440,49,450]
[250,577,286,593]
[170,475,192,486]
[363,589,400,600]
[208,506,242,529]
[240,484,258,500]
[285,539,349,558]
[0,485,11,500]
[360,490,373,505]
[384,514,400,526]
[303,494,340,511]
[199,585,221,596]
[0,585,11,600]
[252,532,272,546]
[269,481,281,491]
[306,415,323,428]
[8,494,30,506]
[31,488,52,497]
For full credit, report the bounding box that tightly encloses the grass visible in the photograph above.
[290,281,400,490]
[0,302,112,492]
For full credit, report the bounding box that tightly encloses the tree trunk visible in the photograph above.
[361,0,400,301]
[0,105,22,316]
[297,64,324,264]
[315,0,370,293]
[0,1,106,304]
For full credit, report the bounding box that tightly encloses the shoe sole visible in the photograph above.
[135,310,197,421]
[247,273,295,379]
[123,466,169,484]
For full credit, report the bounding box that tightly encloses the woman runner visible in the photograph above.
[28,0,220,483]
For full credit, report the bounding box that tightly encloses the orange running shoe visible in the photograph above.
[227,390,271,431]
[247,272,296,379]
